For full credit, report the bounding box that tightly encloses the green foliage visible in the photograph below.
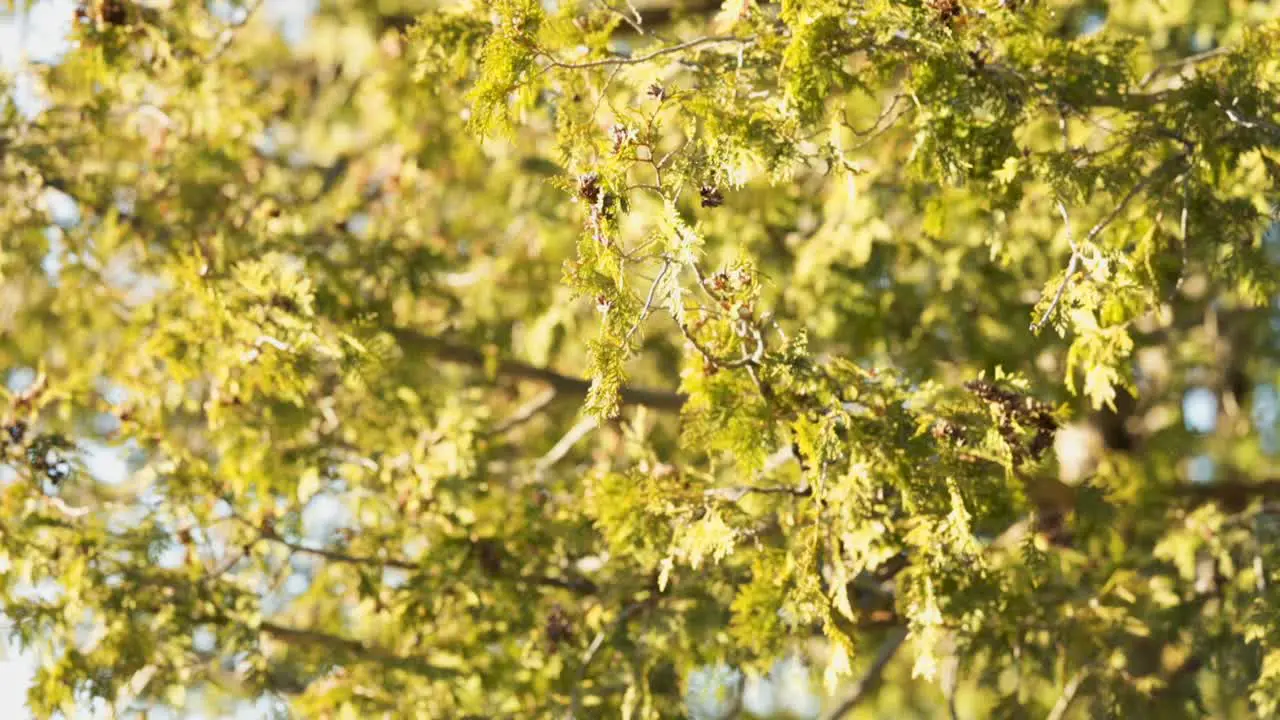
[2,0,1280,717]
[465,0,546,136]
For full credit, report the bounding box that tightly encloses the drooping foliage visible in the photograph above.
[3,0,1280,717]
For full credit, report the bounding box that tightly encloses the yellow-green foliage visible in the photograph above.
[2,0,1280,718]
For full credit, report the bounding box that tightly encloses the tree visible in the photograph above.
[2,0,1280,716]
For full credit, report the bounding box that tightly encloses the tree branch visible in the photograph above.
[1175,478,1280,510]
[1216,102,1280,141]
[570,599,655,718]
[1045,670,1087,720]
[1139,46,1231,87]
[391,328,686,411]
[535,415,600,473]
[626,260,671,343]
[1032,156,1186,332]
[623,0,720,29]
[1031,200,1079,333]
[488,387,559,436]
[704,446,809,502]
[252,526,598,594]
[542,35,748,71]
[258,621,461,679]
[825,626,909,720]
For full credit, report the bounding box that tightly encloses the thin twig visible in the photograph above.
[536,416,600,472]
[942,652,963,720]
[1139,46,1230,87]
[1045,670,1086,720]
[1031,201,1079,333]
[543,35,748,71]
[676,267,764,369]
[490,387,559,436]
[704,447,805,501]
[598,0,648,36]
[823,93,910,148]
[44,495,93,518]
[588,63,627,119]
[242,519,599,593]
[1033,158,1182,332]
[570,601,652,718]
[848,95,904,137]
[626,260,672,343]
[705,484,812,502]
[114,665,158,714]
[626,183,667,197]
[761,444,796,473]
[1176,478,1280,508]
[1216,102,1280,141]
[1175,168,1191,294]
[678,320,756,369]
[690,262,720,302]
[1082,157,1183,248]
[655,135,690,173]
[207,0,265,61]
[825,627,910,720]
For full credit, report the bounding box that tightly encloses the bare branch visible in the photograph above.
[597,0,650,37]
[43,495,93,519]
[1175,478,1280,509]
[677,314,762,370]
[127,565,468,680]
[247,523,598,594]
[619,0,721,29]
[825,93,912,150]
[1175,168,1191,295]
[846,94,904,137]
[1081,158,1182,248]
[705,483,811,502]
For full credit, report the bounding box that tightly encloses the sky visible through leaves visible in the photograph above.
[5,0,1280,717]
[0,3,313,717]
[0,3,832,716]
